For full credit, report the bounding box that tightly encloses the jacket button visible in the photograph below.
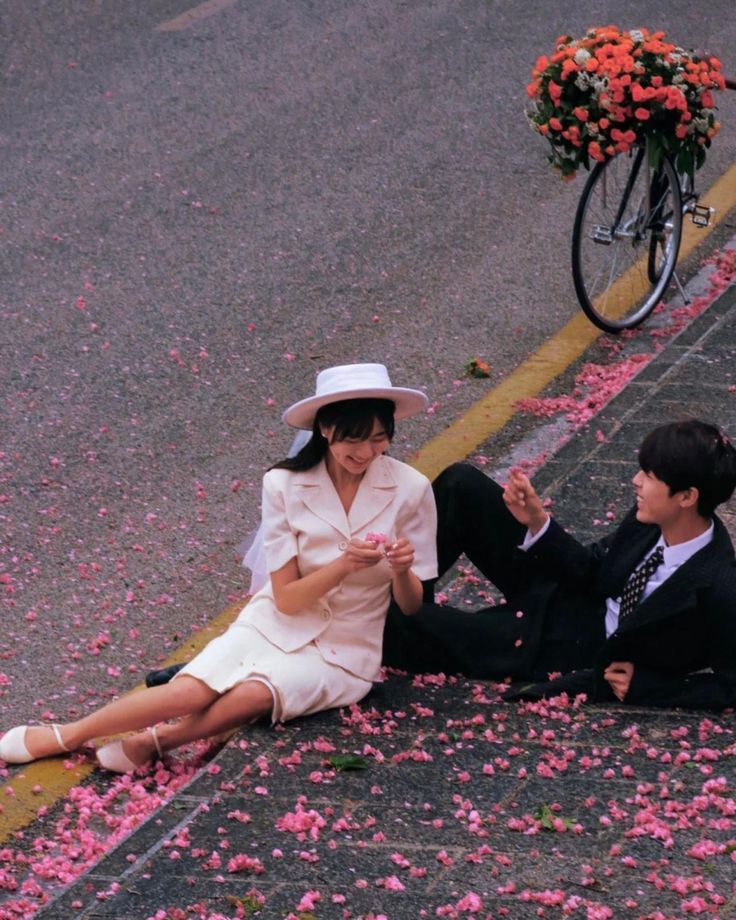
[320,610,330,621]
[338,541,348,551]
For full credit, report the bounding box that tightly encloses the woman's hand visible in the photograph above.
[503,469,549,534]
[385,537,415,574]
[271,540,382,615]
[341,538,385,575]
[386,536,423,615]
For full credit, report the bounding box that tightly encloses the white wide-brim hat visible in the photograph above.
[282,363,428,430]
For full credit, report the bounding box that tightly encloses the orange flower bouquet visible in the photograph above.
[526,26,725,178]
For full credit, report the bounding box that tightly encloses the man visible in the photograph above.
[381,419,736,710]
[149,419,736,710]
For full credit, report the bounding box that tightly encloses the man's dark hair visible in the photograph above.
[271,398,395,472]
[638,419,736,517]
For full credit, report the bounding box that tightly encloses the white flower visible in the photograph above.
[629,30,645,43]
[574,48,591,65]
[575,72,591,91]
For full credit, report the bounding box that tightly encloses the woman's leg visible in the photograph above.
[114,679,274,766]
[21,676,218,759]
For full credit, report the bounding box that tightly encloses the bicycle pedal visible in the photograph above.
[690,204,714,228]
[591,225,613,244]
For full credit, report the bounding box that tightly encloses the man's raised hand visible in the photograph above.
[503,468,549,534]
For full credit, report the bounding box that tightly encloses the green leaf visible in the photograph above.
[647,137,664,172]
[676,146,695,180]
[534,803,556,829]
[328,754,368,772]
[533,803,576,831]
[225,894,263,916]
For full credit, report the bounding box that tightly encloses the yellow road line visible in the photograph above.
[0,762,95,844]
[411,160,736,481]
[0,603,243,845]
[2,163,735,844]
[681,160,736,250]
[155,0,236,32]
[409,310,599,481]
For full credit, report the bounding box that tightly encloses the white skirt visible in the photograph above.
[174,621,373,722]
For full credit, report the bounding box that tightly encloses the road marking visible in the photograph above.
[410,310,599,481]
[0,604,243,845]
[0,761,94,846]
[411,160,736,481]
[1,163,735,843]
[681,160,736,250]
[155,0,236,32]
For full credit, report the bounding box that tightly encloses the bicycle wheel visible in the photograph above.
[572,148,683,333]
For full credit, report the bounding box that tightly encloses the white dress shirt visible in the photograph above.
[521,517,714,637]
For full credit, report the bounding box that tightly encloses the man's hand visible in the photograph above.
[502,468,549,534]
[604,661,635,701]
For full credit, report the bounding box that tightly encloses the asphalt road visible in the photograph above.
[1,0,735,722]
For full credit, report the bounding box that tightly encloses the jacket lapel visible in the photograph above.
[291,455,398,539]
[617,516,733,632]
[293,462,350,539]
[347,455,398,534]
[597,516,660,601]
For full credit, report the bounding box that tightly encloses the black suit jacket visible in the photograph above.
[516,508,736,710]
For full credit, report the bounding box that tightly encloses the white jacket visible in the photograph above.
[238,454,437,681]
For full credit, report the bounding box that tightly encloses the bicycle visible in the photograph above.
[571,75,736,334]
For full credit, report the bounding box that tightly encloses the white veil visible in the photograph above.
[240,428,312,595]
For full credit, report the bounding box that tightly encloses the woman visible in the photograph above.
[0,364,437,772]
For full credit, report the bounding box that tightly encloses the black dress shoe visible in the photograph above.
[145,663,186,687]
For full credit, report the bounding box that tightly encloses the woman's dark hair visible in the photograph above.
[638,419,736,517]
[271,398,395,472]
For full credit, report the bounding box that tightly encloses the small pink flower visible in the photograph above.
[377,874,405,892]
[456,891,483,912]
[296,890,321,911]
[227,853,265,874]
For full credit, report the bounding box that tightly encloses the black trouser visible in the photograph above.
[382,463,606,680]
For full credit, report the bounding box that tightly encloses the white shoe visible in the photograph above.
[95,740,137,773]
[96,726,163,774]
[0,724,69,764]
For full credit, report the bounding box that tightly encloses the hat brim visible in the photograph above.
[282,387,428,430]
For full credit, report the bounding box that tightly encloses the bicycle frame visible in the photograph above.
[592,144,665,245]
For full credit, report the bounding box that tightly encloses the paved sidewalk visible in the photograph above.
[35,283,736,920]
